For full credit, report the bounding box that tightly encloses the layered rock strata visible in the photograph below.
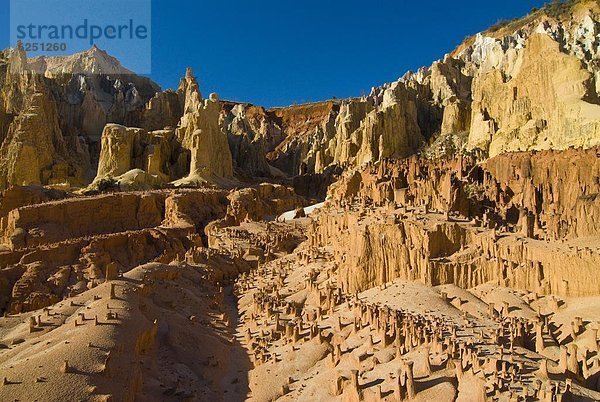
[1,2,600,401]
[91,69,234,189]
[1,144,600,400]
[317,147,600,296]
[2,2,600,190]
[0,182,303,315]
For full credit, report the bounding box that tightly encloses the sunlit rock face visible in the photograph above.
[91,74,235,189]
[2,2,600,190]
[465,31,600,157]
[223,0,600,173]
[0,44,160,189]
[2,3,600,402]
[172,68,233,185]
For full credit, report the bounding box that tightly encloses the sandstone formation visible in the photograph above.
[318,147,600,297]
[467,32,600,156]
[92,124,182,190]
[221,103,279,178]
[91,68,234,189]
[3,154,600,400]
[1,1,600,401]
[0,181,304,314]
[233,0,600,175]
[174,68,233,184]
[0,44,160,189]
[2,2,600,190]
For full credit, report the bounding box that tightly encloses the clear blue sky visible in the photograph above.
[1,0,548,107]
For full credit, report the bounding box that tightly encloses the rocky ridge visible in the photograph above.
[0,1,600,401]
[0,2,599,190]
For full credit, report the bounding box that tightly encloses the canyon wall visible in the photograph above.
[0,181,303,314]
[1,1,599,191]
[228,0,600,176]
[312,147,600,297]
[0,45,162,189]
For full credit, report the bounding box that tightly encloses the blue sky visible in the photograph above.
[1,0,548,107]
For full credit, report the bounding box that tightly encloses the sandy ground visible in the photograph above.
[1,216,600,401]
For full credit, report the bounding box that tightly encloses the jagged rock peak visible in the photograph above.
[28,45,139,77]
[5,40,28,74]
[186,67,195,79]
[178,67,203,106]
[175,66,233,183]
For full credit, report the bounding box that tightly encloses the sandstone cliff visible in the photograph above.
[91,68,235,189]
[0,44,161,189]
[465,15,600,156]
[317,146,600,297]
[224,0,600,176]
[1,3,600,401]
[174,68,233,184]
[2,1,600,191]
